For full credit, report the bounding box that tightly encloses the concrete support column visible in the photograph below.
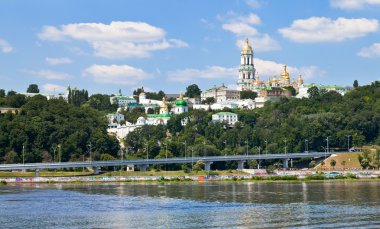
[282,159,289,169]
[237,160,246,170]
[93,167,101,175]
[35,169,40,177]
[205,162,213,171]
[139,165,148,172]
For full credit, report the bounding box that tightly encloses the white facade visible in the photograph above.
[106,113,125,124]
[212,112,238,125]
[211,101,239,110]
[107,122,141,140]
[237,38,256,91]
[111,95,136,106]
[201,84,240,102]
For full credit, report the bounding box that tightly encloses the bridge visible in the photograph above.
[0,152,335,176]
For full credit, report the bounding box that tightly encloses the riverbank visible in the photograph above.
[1,170,379,184]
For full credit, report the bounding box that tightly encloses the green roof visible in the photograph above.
[214,112,237,116]
[147,113,171,118]
[175,99,188,106]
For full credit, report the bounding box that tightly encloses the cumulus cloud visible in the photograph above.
[279,17,378,43]
[83,64,151,85]
[38,21,188,58]
[45,57,72,65]
[254,58,325,80]
[25,69,72,80]
[330,0,380,10]
[221,13,280,52]
[245,0,262,9]
[167,66,236,82]
[42,83,66,93]
[167,60,324,83]
[0,38,12,53]
[357,43,380,57]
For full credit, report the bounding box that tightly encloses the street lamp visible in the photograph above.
[58,144,61,163]
[245,140,249,156]
[182,141,187,159]
[346,135,351,152]
[223,140,227,157]
[283,139,287,154]
[304,139,308,153]
[87,142,92,163]
[264,140,268,155]
[145,143,149,160]
[163,142,168,160]
[22,144,25,165]
[203,141,206,157]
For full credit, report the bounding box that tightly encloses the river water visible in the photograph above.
[1,181,380,228]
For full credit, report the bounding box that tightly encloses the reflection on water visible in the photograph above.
[1,181,380,228]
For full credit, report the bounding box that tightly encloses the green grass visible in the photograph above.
[0,171,92,178]
[99,170,248,177]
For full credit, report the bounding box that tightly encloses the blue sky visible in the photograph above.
[0,0,380,95]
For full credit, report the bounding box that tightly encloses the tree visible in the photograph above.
[185,84,201,98]
[240,91,257,100]
[307,86,320,99]
[0,89,5,98]
[202,97,215,104]
[7,90,16,96]
[321,161,325,170]
[192,160,205,172]
[27,84,40,93]
[353,80,359,88]
[309,160,316,168]
[330,159,336,170]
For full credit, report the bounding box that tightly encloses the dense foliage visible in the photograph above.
[0,95,119,163]
[124,81,380,162]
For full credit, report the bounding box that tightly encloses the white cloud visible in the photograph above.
[38,21,188,58]
[279,17,378,43]
[357,43,380,57]
[330,0,380,10]
[45,57,72,65]
[167,66,236,82]
[221,13,280,52]
[42,83,66,93]
[25,69,72,80]
[254,58,325,81]
[166,60,324,83]
[83,64,150,85]
[0,38,12,53]
[246,0,261,9]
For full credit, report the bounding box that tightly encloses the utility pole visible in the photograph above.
[22,144,25,165]
[245,140,249,156]
[265,140,268,155]
[346,135,351,152]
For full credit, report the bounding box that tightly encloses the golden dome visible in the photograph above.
[160,97,168,110]
[241,38,253,52]
[298,74,304,84]
[272,75,278,83]
[266,78,271,85]
[281,64,290,80]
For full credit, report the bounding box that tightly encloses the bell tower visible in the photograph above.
[237,38,256,91]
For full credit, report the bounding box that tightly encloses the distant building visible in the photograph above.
[0,107,20,114]
[201,84,240,102]
[173,93,188,114]
[106,113,125,124]
[212,112,238,125]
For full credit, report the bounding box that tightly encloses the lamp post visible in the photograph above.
[164,142,168,160]
[183,141,187,159]
[304,139,308,153]
[346,135,351,152]
[325,137,330,159]
[22,144,25,165]
[203,141,206,157]
[87,142,92,163]
[223,140,227,157]
[52,145,57,162]
[245,140,249,156]
[264,140,268,156]
[283,139,287,155]
[145,143,149,160]
[58,144,61,163]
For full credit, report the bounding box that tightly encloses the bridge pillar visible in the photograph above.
[35,169,40,177]
[139,165,148,172]
[282,159,289,169]
[237,161,246,170]
[205,162,213,171]
[93,167,101,175]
